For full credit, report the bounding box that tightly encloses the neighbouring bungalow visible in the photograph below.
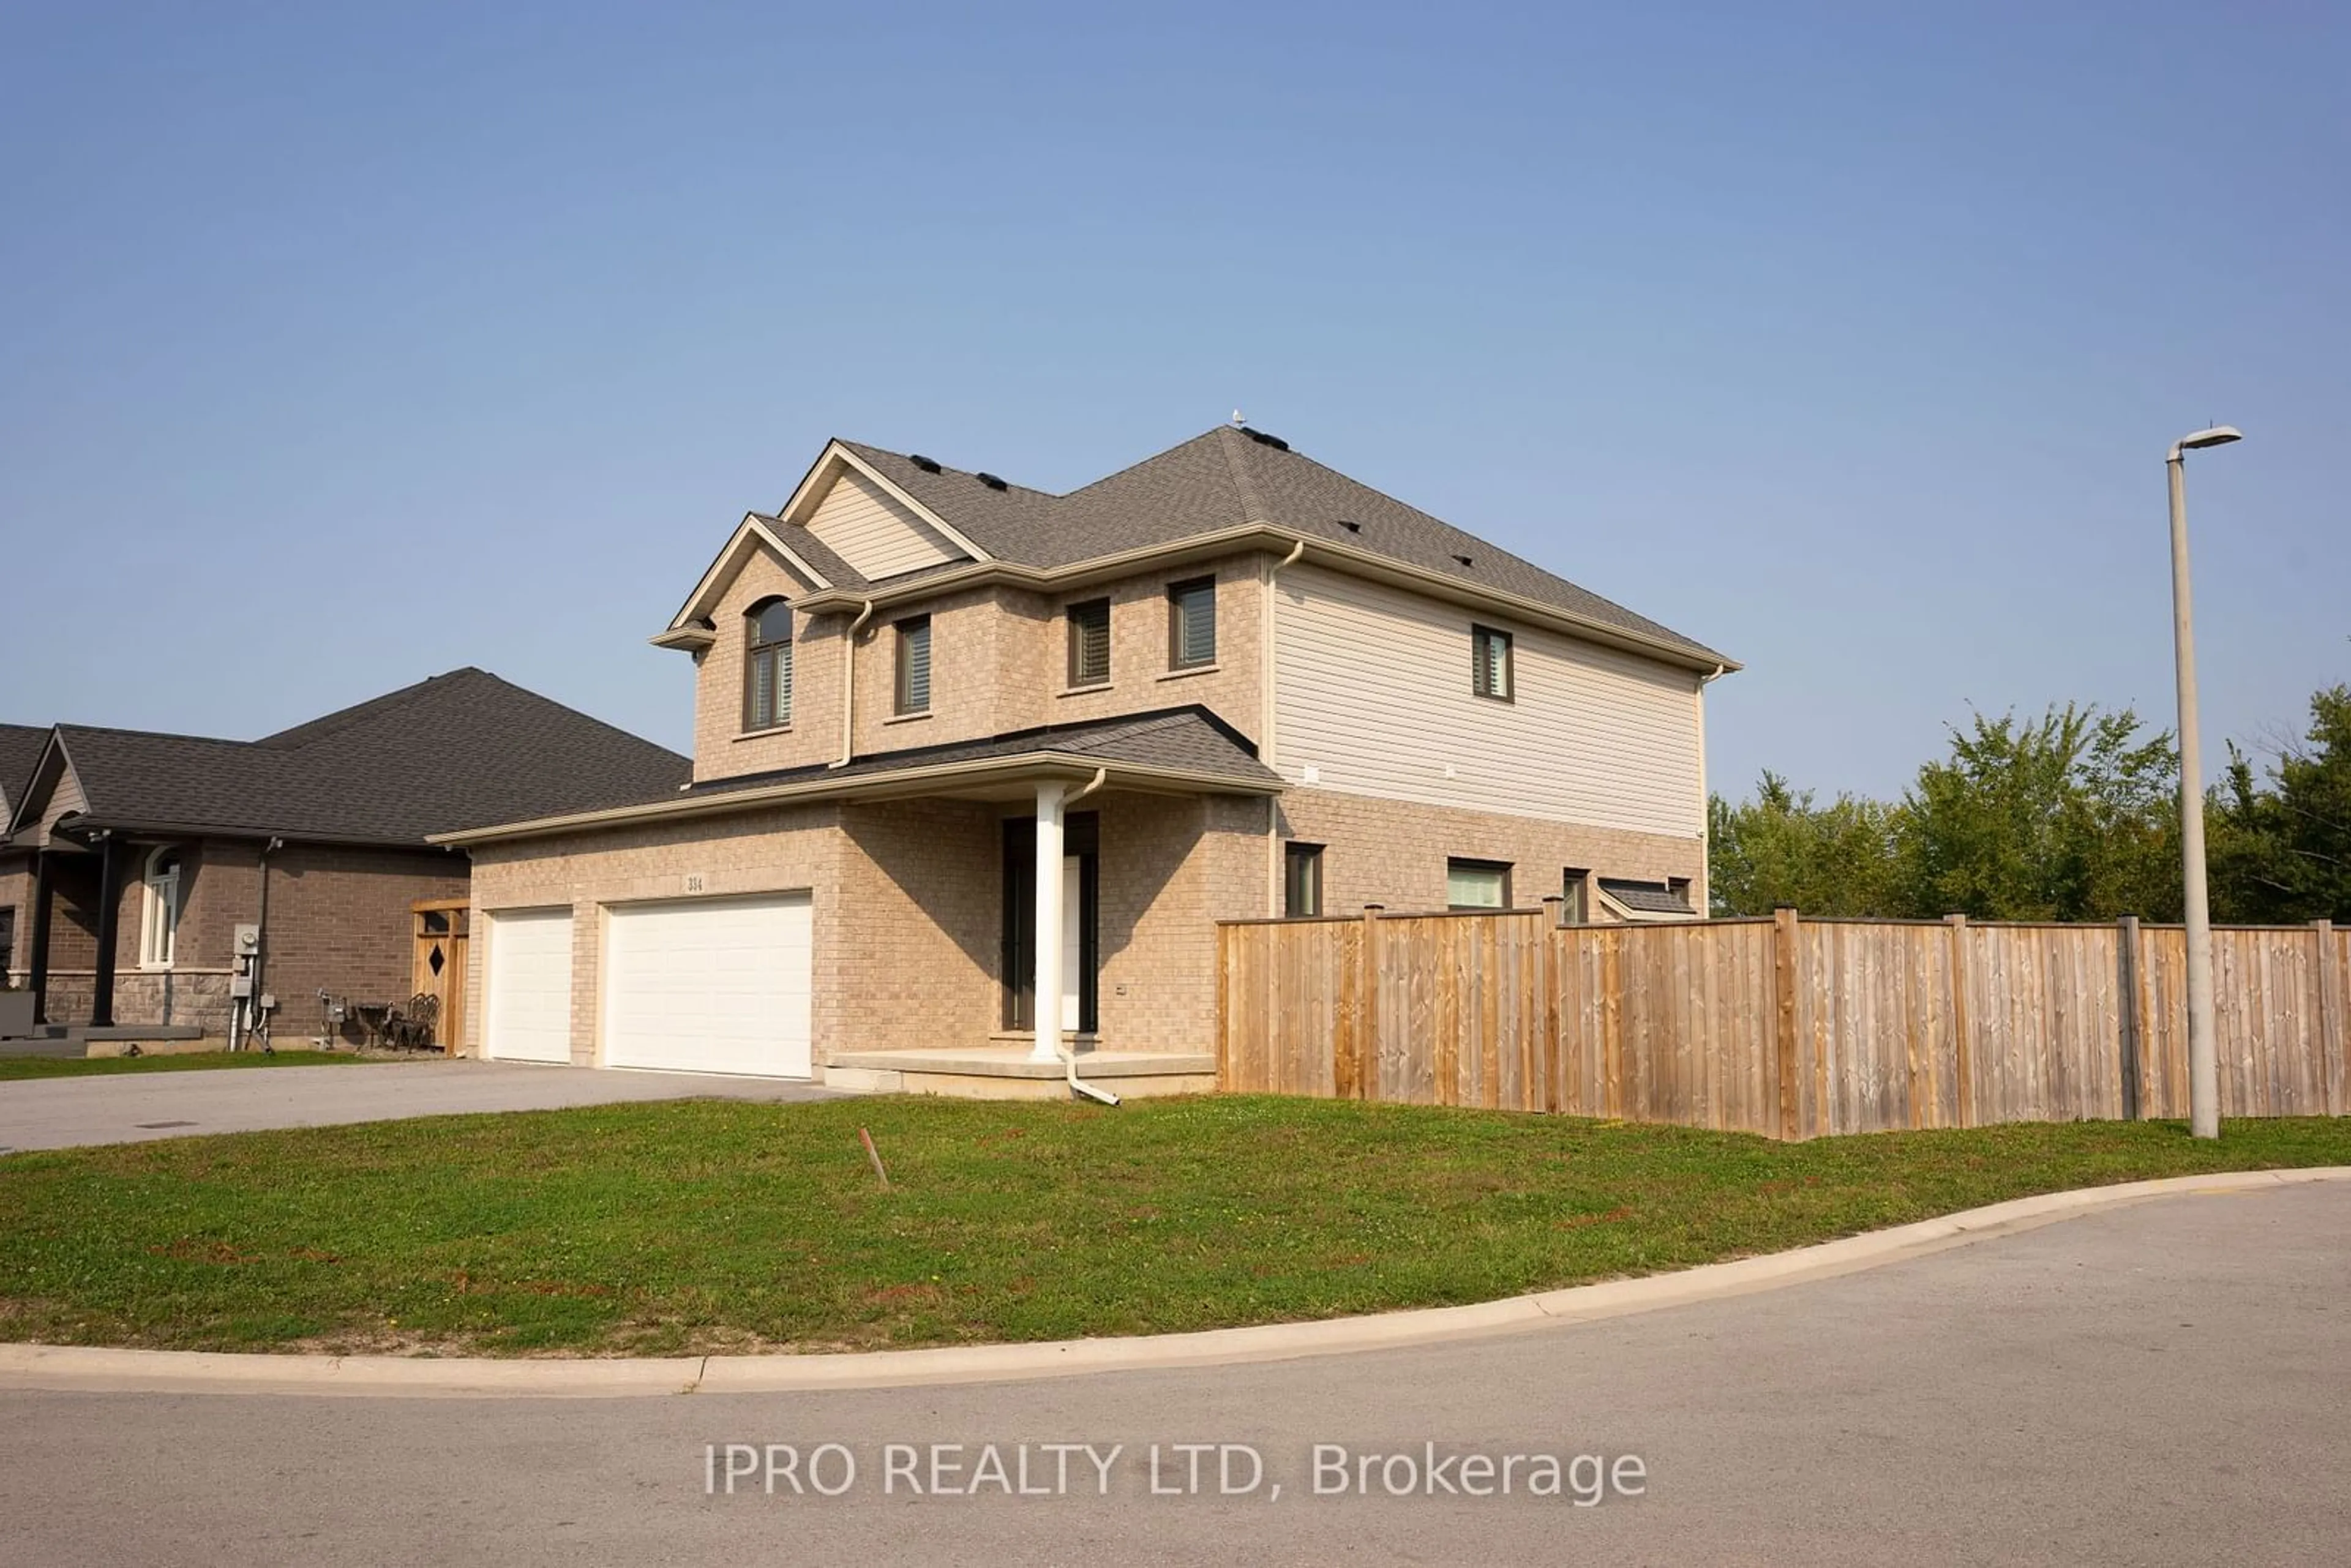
[1,669,686,1054]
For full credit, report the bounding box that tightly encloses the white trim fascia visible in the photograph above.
[660,514,836,639]
[430,752,1284,848]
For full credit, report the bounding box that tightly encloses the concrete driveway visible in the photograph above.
[1,1179,2345,1565]
[0,1059,834,1153]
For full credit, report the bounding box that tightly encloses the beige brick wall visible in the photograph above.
[691,548,842,782]
[1095,790,1277,1051]
[689,549,1277,787]
[836,799,1002,1052]
[1272,788,1704,917]
[998,556,1269,741]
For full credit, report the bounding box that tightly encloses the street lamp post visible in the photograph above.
[2167,424,2241,1141]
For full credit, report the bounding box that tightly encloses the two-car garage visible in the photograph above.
[482,893,814,1078]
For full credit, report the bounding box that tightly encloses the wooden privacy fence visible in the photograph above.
[1216,907,2351,1138]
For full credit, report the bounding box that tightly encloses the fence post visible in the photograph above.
[1539,896,1564,1112]
[2317,919,2344,1118]
[1946,914,1976,1128]
[1772,906,1802,1141]
[1602,928,1625,1120]
[1345,904,1383,1102]
[1216,924,1232,1092]
[2118,915,2143,1122]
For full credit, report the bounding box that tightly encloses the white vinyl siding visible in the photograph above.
[484,909,576,1063]
[803,469,966,581]
[602,894,814,1078]
[1274,564,1703,839]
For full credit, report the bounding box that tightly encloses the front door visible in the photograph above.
[410,899,470,1051]
[1002,812,1098,1033]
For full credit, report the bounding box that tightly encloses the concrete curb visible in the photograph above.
[3,1167,2342,1400]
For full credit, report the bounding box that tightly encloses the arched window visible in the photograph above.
[140,847,182,969]
[744,598,793,731]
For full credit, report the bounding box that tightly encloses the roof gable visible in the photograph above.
[800,466,969,582]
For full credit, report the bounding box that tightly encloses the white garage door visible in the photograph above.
[602,893,814,1078]
[484,909,575,1063]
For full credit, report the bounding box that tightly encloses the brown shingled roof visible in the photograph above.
[793,427,1727,664]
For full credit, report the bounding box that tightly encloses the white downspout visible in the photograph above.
[1695,663,1725,916]
[830,599,876,769]
[1263,538,1305,913]
[1039,767,1119,1105]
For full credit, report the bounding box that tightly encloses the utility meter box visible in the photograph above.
[233,925,261,958]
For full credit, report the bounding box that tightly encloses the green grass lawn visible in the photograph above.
[0,1050,366,1082]
[1,1095,2345,1357]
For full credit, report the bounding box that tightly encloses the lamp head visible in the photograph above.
[2171,426,2243,459]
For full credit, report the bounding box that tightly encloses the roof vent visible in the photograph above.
[909,454,943,474]
[976,471,1009,491]
[1241,428,1289,451]
[1452,553,1474,568]
[1337,519,1362,534]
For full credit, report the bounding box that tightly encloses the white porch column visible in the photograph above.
[1031,779,1066,1063]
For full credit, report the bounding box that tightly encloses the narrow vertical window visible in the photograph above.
[1283,843,1324,918]
[140,847,181,968]
[895,615,932,715]
[1168,576,1217,669]
[1561,867,1591,925]
[743,599,794,731]
[1471,625,1513,700]
[1067,597,1112,687]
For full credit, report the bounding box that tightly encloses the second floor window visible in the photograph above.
[895,615,932,715]
[1472,625,1513,701]
[1168,576,1217,669]
[744,599,793,731]
[1067,598,1111,687]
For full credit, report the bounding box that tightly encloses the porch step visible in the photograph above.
[827,1047,1213,1079]
[823,1046,1216,1101]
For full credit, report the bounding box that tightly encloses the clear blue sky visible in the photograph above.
[4,3,2344,801]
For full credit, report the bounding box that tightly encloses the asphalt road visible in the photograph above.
[3,1180,2345,1566]
[0,1060,833,1152]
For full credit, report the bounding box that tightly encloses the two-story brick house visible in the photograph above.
[440,426,1736,1095]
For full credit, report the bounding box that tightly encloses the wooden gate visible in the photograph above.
[410,899,470,1053]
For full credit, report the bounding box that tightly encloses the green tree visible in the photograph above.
[2208,685,2351,923]
[1708,771,1901,917]
[1895,704,2180,921]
